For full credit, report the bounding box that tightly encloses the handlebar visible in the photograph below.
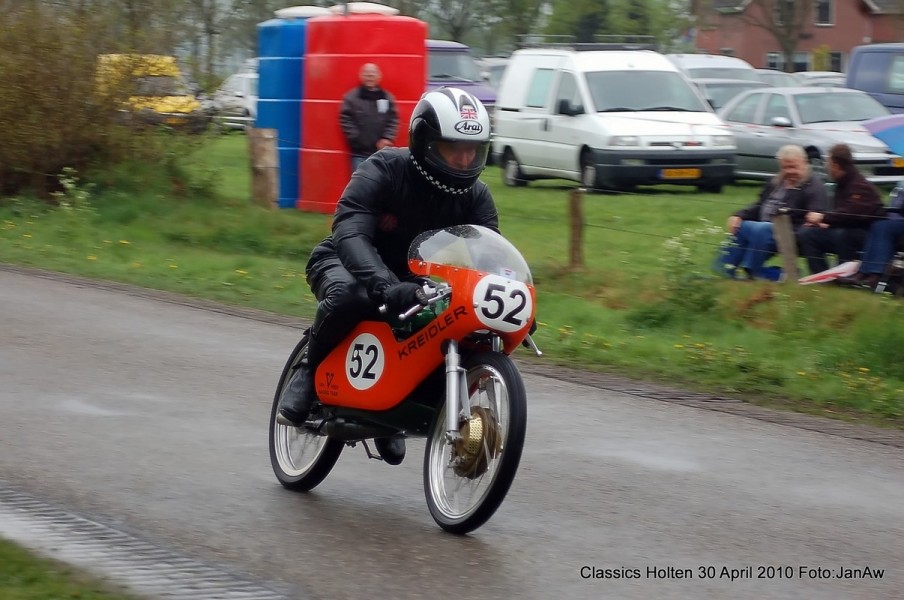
[378,283,451,321]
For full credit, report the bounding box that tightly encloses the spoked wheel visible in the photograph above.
[423,352,527,534]
[269,335,342,491]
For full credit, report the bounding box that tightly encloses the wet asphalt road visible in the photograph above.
[1,267,902,600]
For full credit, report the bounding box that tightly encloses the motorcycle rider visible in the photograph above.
[276,87,498,465]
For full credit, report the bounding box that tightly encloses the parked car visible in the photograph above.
[212,72,258,130]
[96,54,211,133]
[476,56,510,91]
[692,78,769,110]
[796,71,846,88]
[716,86,904,183]
[754,68,800,87]
[666,53,759,81]
[493,46,735,192]
[427,40,496,118]
[847,43,904,113]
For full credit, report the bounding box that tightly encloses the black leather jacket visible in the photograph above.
[307,148,499,301]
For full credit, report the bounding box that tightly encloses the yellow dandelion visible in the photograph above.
[23,233,31,238]
[858,367,870,373]
[235,269,248,275]
[674,344,684,349]
[797,371,807,376]
[130,262,142,268]
[87,255,97,261]
[119,240,131,245]
[169,264,178,269]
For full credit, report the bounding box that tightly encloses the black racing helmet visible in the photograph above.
[408,87,491,195]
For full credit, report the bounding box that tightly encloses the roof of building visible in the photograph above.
[710,0,903,14]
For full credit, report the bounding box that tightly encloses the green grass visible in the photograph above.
[2,134,902,427]
[0,538,138,599]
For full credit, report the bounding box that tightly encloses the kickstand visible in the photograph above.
[360,440,384,461]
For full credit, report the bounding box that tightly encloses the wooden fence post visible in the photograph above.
[247,127,278,209]
[569,187,585,270]
[772,212,799,283]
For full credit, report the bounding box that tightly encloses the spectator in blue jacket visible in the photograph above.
[723,144,828,280]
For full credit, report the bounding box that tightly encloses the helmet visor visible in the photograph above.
[425,139,490,177]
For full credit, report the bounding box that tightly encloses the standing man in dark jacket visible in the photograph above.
[339,63,399,173]
[797,144,885,274]
[276,88,496,466]
[724,144,828,279]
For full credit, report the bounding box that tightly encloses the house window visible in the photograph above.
[766,52,783,71]
[816,0,833,26]
[794,52,810,72]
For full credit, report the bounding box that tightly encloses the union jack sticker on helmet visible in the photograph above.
[460,105,478,120]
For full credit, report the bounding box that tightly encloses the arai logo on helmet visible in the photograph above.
[454,120,484,135]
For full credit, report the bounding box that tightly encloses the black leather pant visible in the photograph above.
[305,254,381,366]
[796,226,868,274]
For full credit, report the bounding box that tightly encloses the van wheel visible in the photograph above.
[697,182,723,194]
[580,150,598,190]
[502,150,527,187]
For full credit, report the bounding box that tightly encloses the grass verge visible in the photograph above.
[0,538,137,599]
[1,134,901,428]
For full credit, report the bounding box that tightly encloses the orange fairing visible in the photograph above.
[315,225,535,412]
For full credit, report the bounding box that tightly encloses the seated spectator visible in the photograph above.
[837,182,904,289]
[723,144,828,280]
[797,144,885,274]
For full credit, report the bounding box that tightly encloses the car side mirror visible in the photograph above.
[770,116,792,127]
[235,91,245,98]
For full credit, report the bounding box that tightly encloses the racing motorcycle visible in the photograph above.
[268,224,540,534]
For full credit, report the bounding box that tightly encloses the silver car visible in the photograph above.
[716,86,904,183]
[212,72,258,130]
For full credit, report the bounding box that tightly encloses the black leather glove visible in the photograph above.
[382,281,428,314]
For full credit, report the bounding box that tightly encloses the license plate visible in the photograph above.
[893,157,904,168]
[660,168,701,179]
[165,117,184,125]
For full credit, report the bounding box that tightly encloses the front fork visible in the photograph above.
[444,339,470,442]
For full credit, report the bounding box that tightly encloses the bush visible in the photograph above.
[0,6,201,198]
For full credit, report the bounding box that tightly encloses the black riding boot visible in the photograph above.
[276,334,323,427]
[374,436,406,465]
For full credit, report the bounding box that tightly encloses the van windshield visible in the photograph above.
[586,71,709,112]
[429,52,482,83]
[134,76,191,97]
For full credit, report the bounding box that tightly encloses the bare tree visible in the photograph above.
[740,0,815,72]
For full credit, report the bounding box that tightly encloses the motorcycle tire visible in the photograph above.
[269,334,343,492]
[423,352,527,534]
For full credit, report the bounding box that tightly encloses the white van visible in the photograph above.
[492,47,736,192]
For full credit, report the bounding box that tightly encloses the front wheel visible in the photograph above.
[423,352,527,534]
[269,334,343,491]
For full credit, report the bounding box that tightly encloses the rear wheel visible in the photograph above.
[269,335,343,492]
[423,352,527,534]
[580,150,598,190]
[502,149,528,187]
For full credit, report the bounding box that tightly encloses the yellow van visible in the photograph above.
[96,54,211,133]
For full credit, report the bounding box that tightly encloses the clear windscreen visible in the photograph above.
[408,225,532,284]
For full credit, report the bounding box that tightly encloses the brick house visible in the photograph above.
[693,0,904,72]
